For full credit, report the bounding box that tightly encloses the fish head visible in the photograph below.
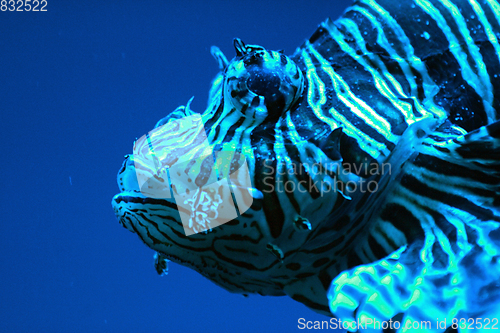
[111,39,356,306]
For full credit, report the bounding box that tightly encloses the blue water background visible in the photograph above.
[1,1,352,332]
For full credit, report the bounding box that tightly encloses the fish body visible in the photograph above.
[113,0,500,330]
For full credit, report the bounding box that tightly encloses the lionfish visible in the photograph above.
[112,0,500,331]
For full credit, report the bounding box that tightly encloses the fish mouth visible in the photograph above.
[112,189,179,228]
[112,152,181,230]
[112,190,176,208]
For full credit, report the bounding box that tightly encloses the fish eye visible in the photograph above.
[246,66,282,102]
[223,39,304,121]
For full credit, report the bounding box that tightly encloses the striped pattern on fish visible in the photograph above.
[112,0,500,330]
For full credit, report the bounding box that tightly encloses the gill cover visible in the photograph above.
[222,38,304,121]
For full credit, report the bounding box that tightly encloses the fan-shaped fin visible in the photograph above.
[328,121,500,331]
